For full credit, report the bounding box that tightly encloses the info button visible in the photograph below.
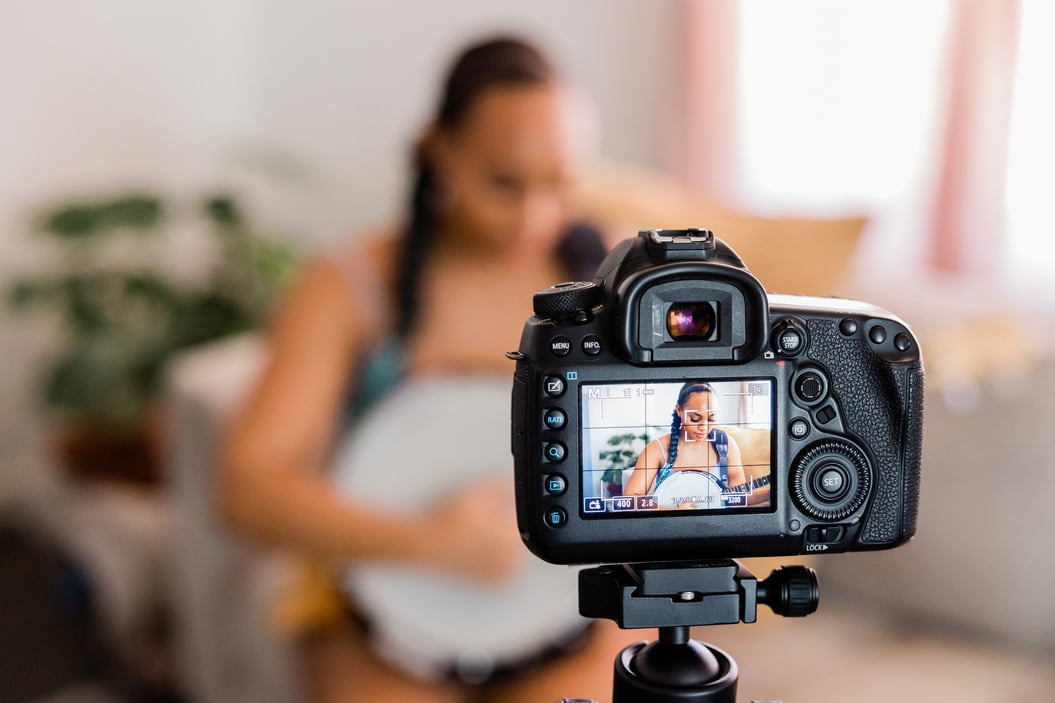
[581,335,603,356]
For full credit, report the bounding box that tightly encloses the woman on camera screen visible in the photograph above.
[220,37,633,703]
[624,381,771,509]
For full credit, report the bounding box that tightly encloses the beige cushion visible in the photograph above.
[723,427,771,483]
[575,163,867,297]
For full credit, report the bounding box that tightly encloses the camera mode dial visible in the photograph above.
[791,440,871,522]
[533,281,602,320]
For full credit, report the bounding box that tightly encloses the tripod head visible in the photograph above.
[578,560,819,703]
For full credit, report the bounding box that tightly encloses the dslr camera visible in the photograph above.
[510,228,923,564]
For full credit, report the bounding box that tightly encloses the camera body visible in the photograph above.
[510,229,924,565]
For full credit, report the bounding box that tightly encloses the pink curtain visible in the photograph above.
[673,0,1022,275]
[929,0,1020,273]
[669,0,741,205]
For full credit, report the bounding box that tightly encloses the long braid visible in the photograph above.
[662,409,682,473]
[395,148,438,339]
[392,37,555,341]
[657,382,716,482]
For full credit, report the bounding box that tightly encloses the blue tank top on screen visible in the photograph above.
[652,427,730,491]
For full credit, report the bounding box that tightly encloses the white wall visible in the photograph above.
[0,1,679,508]
[243,0,679,238]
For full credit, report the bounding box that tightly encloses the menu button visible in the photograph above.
[550,336,572,356]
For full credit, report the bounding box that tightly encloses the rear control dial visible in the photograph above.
[791,440,871,521]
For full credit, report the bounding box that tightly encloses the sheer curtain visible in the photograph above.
[672,0,1049,294]
[1005,0,1055,294]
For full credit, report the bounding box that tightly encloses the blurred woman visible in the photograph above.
[220,37,634,703]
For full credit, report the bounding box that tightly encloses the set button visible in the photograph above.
[816,466,847,498]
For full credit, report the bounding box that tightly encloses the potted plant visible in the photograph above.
[8,191,297,485]
[598,432,651,498]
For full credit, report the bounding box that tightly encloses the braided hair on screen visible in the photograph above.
[394,37,557,340]
[661,382,716,473]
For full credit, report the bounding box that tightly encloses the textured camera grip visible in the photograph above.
[900,368,924,538]
[806,320,924,545]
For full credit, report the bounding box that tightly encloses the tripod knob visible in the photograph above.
[758,565,819,617]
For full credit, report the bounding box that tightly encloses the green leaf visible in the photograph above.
[38,205,99,238]
[124,273,179,307]
[7,278,63,309]
[98,194,164,230]
[42,346,144,428]
[35,194,162,237]
[203,194,244,229]
[18,185,301,431]
[168,292,254,350]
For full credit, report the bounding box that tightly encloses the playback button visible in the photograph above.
[544,474,567,496]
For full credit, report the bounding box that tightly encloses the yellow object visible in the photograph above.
[271,561,348,636]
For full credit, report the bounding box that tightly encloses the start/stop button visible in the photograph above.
[772,318,809,358]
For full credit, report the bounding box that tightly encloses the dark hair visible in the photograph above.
[662,382,716,472]
[394,37,557,339]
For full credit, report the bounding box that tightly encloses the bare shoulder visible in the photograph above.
[640,436,669,465]
[271,227,402,352]
[327,226,402,288]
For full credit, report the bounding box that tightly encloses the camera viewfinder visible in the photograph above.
[667,302,718,341]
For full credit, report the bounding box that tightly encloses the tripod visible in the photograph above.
[576,560,819,703]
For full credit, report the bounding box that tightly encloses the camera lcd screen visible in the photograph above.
[580,380,773,515]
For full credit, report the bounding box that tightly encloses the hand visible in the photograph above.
[420,478,524,584]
